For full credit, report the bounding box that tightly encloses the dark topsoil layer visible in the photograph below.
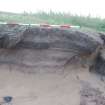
[0,24,105,75]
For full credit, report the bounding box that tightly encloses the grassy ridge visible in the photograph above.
[0,11,105,32]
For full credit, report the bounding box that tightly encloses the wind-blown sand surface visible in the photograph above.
[0,49,105,105]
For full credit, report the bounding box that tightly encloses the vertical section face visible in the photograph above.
[92,48,105,75]
[0,24,26,48]
[0,24,104,74]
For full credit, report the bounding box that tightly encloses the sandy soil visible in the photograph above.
[0,49,105,105]
[0,64,105,105]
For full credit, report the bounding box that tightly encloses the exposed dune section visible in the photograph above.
[0,25,105,105]
[0,49,104,105]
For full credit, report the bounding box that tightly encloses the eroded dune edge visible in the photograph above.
[0,24,105,105]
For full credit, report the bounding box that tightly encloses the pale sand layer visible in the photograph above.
[0,49,104,105]
[0,64,104,105]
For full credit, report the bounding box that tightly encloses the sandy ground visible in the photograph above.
[0,49,105,105]
[0,64,105,105]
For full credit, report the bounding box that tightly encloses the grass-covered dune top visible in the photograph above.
[0,11,105,32]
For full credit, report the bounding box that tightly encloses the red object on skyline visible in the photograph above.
[60,25,71,28]
[40,24,51,27]
[7,22,19,27]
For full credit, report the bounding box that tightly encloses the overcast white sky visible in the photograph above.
[0,0,105,18]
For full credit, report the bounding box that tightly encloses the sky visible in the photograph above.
[0,0,105,18]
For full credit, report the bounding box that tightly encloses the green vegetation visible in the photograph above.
[0,11,105,32]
